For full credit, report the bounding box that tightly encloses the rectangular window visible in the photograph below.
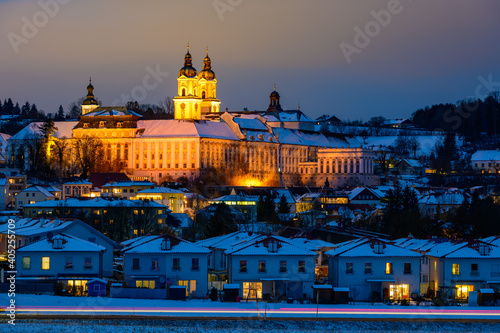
[471,263,478,276]
[404,263,411,274]
[346,262,353,274]
[94,284,100,292]
[492,263,500,276]
[364,263,372,274]
[65,256,73,269]
[279,260,287,273]
[152,258,159,271]
[42,257,50,270]
[132,258,140,271]
[298,260,306,273]
[22,257,30,270]
[239,260,247,273]
[385,262,393,274]
[243,282,262,299]
[452,263,460,275]
[258,260,266,273]
[191,258,199,271]
[84,257,92,269]
[173,258,180,271]
[136,280,155,289]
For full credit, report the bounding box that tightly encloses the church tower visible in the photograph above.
[174,45,203,120]
[81,78,99,115]
[267,85,283,112]
[198,48,221,119]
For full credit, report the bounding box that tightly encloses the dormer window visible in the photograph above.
[161,238,172,250]
[373,241,384,254]
[99,121,105,128]
[83,123,89,128]
[479,244,490,256]
[267,239,278,253]
[117,122,123,128]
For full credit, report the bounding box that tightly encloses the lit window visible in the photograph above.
[136,280,155,289]
[385,262,393,274]
[42,257,50,270]
[151,258,159,271]
[452,263,460,275]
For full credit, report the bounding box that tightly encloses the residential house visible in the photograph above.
[121,234,210,297]
[326,237,421,301]
[15,185,61,209]
[196,231,260,288]
[226,235,317,300]
[395,159,424,176]
[348,187,384,208]
[62,180,93,200]
[101,181,157,199]
[426,239,500,301]
[0,168,27,209]
[471,150,500,173]
[209,194,257,224]
[0,217,117,277]
[17,233,107,296]
[131,187,186,213]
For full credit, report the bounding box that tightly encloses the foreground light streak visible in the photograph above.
[10,306,500,319]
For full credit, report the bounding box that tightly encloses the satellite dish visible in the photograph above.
[47,232,53,240]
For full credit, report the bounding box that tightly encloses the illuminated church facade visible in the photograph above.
[9,48,378,188]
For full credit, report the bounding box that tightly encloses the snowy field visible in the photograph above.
[2,318,500,333]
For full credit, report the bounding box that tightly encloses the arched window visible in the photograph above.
[202,91,206,99]
[182,88,186,96]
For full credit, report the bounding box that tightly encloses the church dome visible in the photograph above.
[199,51,216,80]
[178,48,197,78]
[82,78,98,105]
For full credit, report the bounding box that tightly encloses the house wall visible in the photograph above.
[123,252,208,297]
[17,250,102,278]
[15,190,54,209]
[329,256,421,301]
[228,254,316,299]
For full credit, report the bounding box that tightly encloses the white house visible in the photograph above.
[471,150,500,173]
[16,233,107,296]
[225,235,317,301]
[121,234,210,297]
[326,237,421,302]
[195,231,259,288]
[15,185,61,209]
[0,218,116,277]
[426,239,500,301]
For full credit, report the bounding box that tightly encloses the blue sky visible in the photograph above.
[1,0,499,121]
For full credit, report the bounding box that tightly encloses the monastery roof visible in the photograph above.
[83,106,141,117]
[138,120,241,141]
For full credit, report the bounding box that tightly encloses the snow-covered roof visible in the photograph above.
[102,180,155,188]
[136,187,185,195]
[9,121,78,141]
[24,197,167,209]
[225,235,317,257]
[83,106,141,117]
[471,150,500,162]
[195,231,259,250]
[325,237,421,258]
[286,238,336,251]
[122,235,210,254]
[399,159,422,168]
[348,187,384,200]
[138,120,241,141]
[17,233,106,253]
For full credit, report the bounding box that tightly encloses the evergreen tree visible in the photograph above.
[14,102,21,115]
[56,105,65,120]
[205,203,238,238]
[0,100,3,115]
[21,101,30,118]
[278,194,290,214]
[382,183,422,238]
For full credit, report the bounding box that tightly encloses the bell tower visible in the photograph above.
[174,44,202,120]
[81,78,99,115]
[198,48,221,119]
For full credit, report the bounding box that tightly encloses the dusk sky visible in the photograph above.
[1,0,499,121]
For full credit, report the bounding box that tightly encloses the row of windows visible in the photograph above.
[345,262,412,275]
[132,258,200,272]
[239,260,306,273]
[22,256,93,270]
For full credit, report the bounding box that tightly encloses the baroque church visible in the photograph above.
[9,47,379,188]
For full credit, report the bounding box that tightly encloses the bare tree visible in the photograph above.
[159,97,175,119]
[73,135,105,178]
